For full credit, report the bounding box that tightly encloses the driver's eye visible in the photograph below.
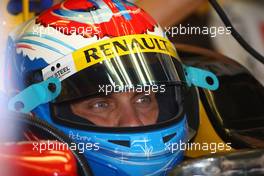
[135,95,152,105]
[91,101,109,109]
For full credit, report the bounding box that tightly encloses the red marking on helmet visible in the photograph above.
[261,22,264,44]
[16,44,35,50]
[36,0,156,38]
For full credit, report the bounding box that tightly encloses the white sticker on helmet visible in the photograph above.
[42,54,77,81]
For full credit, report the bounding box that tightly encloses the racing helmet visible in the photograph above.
[5,0,219,175]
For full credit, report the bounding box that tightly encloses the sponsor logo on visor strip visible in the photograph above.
[42,34,179,81]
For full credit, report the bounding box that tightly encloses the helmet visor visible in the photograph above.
[50,50,188,128]
[52,85,186,128]
[54,52,186,103]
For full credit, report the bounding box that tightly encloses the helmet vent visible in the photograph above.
[108,140,130,147]
[163,133,177,143]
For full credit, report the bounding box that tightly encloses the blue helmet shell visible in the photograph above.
[33,103,188,176]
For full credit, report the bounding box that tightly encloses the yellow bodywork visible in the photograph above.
[185,101,234,158]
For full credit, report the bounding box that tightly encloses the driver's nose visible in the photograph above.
[117,104,144,127]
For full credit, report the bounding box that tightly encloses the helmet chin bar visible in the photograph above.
[8,77,61,113]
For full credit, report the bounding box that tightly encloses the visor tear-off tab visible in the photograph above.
[184,65,219,90]
[8,77,61,113]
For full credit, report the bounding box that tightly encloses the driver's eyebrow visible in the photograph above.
[132,91,154,99]
[88,91,154,101]
[89,93,112,99]
[133,92,145,98]
[71,94,110,104]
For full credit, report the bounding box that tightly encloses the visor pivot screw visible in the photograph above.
[206,76,214,85]
[48,83,56,93]
[14,101,24,111]
[184,70,188,76]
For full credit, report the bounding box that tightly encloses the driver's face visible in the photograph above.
[70,92,159,127]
